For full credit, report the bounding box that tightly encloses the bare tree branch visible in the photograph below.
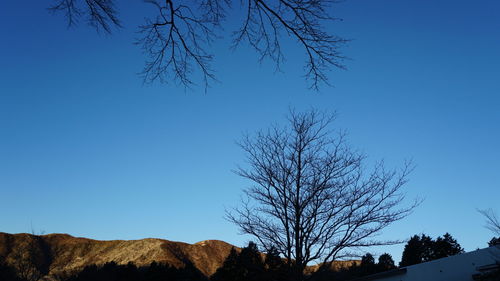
[234,0,348,90]
[49,0,121,33]
[136,0,228,90]
[50,0,347,91]
[478,208,500,236]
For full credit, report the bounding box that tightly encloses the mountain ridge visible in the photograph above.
[0,232,238,278]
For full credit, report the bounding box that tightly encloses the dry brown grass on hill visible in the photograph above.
[305,260,361,274]
[0,232,237,278]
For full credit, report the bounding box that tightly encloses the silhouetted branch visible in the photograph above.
[234,0,347,89]
[50,0,346,90]
[479,209,500,236]
[136,0,228,90]
[49,0,121,33]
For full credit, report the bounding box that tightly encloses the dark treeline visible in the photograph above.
[2,233,496,281]
[62,261,208,281]
[0,260,209,281]
[310,252,397,281]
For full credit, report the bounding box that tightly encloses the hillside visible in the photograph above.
[0,232,237,278]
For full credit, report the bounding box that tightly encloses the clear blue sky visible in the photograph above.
[1,0,499,264]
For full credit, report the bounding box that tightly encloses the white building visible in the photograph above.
[355,245,500,281]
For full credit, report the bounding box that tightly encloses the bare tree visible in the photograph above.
[478,209,500,236]
[228,109,418,281]
[49,0,347,90]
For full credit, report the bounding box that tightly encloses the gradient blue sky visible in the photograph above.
[1,0,499,263]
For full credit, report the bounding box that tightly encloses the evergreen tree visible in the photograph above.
[433,233,464,259]
[211,248,241,281]
[400,233,463,267]
[488,237,500,247]
[420,234,435,262]
[211,242,265,281]
[400,235,424,267]
[361,253,375,267]
[237,242,266,281]
[377,253,396,271]
[265,247,289,281]
[359,253,376,276]
[400,234,435,267]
